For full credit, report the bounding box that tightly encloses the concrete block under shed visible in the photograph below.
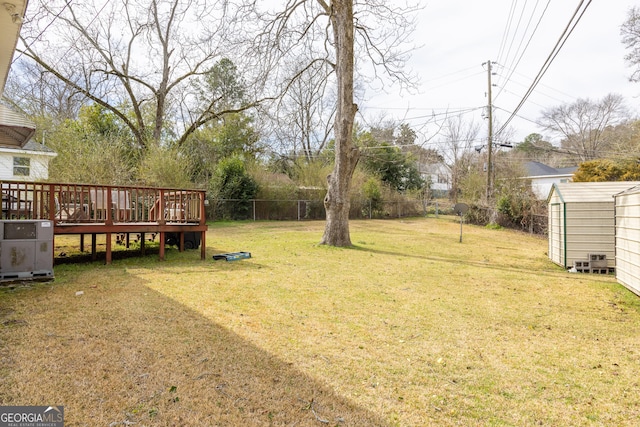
[588,253,607,268]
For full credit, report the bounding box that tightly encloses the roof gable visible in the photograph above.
[0,104,36,148]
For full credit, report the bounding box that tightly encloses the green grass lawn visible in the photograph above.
[1,217,639,426]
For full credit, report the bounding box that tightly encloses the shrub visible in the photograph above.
[361,178,383,217]
[210,156,259,220]
[138,145,192,188]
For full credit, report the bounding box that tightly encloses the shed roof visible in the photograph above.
[549,181,640,203]
[614,184,640,198]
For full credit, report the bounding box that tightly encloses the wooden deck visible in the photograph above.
[1,180,208,264]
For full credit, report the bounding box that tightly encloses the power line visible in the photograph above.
[12,1,75,65]
[496,0,594,137]
[493,106,539,126]
[496,66,577,104]
[503,0,544,75]
[497,0,528,75]
[15,0,113,71]
[358,106,485,142]
[423,71,485,93]
[496,0,519,67]
[401,107,484,121]
[494,0,552,102]
[420,65,481,85]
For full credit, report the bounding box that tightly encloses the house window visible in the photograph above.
[13,157,30,177]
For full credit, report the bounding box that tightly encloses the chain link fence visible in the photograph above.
[206,198,456,221]
[206,198,548,235]
[464,203,548,235]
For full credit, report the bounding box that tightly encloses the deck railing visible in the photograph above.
[0,180,206,226]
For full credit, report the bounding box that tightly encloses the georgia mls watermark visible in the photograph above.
[0,406,64,427]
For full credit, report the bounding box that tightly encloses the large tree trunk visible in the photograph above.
[320,0,359,246]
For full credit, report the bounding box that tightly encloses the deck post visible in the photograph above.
[106,232,112,264]
[140,233,146,256]
[200,191,207,260]
[159,231,165,261]
[200,230,206,260]
[106,189,113,226]
[158,190,166,225]
[48,185,56,222]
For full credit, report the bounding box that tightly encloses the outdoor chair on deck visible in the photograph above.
[89,189,132,222]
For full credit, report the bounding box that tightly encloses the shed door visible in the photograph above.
[549,203,564,267]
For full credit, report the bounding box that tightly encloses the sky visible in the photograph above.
[361,0,639,147]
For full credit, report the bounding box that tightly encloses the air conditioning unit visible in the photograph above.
[0,220,54,281]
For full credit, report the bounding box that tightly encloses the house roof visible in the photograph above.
[1,1,32,149]
[0,103,36,148]
[420,162,448,174]
[549,181,640,203]
[0,139,56,156]
[525,161,577,178]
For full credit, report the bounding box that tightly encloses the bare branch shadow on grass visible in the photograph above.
[0,276,390,426]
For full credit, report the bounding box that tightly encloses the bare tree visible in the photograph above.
[270,59,336,161]
[538,94,629,162]
[17,0,418,246]
[16,0,261,150]
[439,116,481,203]
[621,6,640,83]
[600,120,640,158]
[256,0,419,246]
[3,60,83,124]
[318,0,358,245]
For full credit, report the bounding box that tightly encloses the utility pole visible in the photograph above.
[484,60,494,203]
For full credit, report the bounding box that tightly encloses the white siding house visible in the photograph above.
[1,1,35,151]
[547,181,640,270]
[420,162,451,197]
[525,161,577,199]
[614,186,640,296]
[0,140,56,181]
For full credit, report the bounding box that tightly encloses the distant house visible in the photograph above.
[0,139,57,181]
[0,103,56,181]
[524,161,577,199]
[420,162,451,197]
[0,1,55,181]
